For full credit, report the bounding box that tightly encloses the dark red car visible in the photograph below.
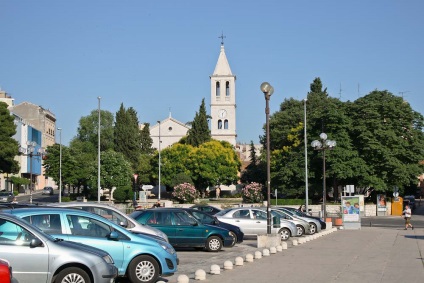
[0,259,12,283]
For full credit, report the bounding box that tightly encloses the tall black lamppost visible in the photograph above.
[260,82,274,235]
[311,133,336,219]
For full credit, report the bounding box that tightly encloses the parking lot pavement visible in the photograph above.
[160,236,280,282]
[160,227,424,283]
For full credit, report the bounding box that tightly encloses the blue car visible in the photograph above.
[4,208,178,283]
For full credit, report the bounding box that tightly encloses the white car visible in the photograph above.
[215,207,297,241]
[50,202,169,242]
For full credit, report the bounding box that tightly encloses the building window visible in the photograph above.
[218,120,222,129]
[224,119,229,129]
[216,82,220,96]
[168,127,173,132]
[226,81,230,96]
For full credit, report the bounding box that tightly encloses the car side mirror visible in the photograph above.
[191,221,198,226]
[119,221,128,228]
[30,238,43,248]
[108,231,119,240]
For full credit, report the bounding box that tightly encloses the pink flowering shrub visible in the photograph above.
[242,182,264,203]
[172,183,200,203]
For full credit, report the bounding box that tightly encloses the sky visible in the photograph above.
[1,0,423,146]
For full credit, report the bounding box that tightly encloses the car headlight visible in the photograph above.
[160,242,176,255]
[103,255,114,264]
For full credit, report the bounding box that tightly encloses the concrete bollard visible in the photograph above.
[254,251,262,259]
[269,247,277,254]
[194,269,206,280]
[235,256,244,266]
[223,260,233,270]
[210,264,220,275]
[177,274,190,283]
[245,253,254,262]
[262,249,270,256]
[276,245,283,252]
[281,242,288,249]
[292,239,298,246]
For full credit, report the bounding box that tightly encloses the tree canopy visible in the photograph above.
[186,98,211,147]
[0,102,19,174]
[256,78,424,199]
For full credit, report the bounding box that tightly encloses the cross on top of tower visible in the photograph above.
[218,32,226,46]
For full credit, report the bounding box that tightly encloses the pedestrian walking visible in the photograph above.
[402,205,414,230]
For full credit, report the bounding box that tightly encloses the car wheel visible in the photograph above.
[205,236,222,252]
[55,267,90,283]
[278,228,290,241]
[127,255,159,283]
[229,231,237,247]
[296,225,305,236]
[309,223,317,234]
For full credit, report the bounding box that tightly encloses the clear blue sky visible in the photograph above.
[1,0,423,146]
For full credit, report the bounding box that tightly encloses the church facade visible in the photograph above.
[150,42,237,149]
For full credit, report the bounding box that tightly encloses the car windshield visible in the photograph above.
[215,208,232,216]
[0,192,11,196]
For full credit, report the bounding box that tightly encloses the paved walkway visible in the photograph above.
[180,227,423,283]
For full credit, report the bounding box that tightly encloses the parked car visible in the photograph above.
[275,207,321,235]
[190,204,222,215]
[50,202,169,242]
[271,208,312,236]
[42,187,54,195]
[0,212,118,283]
[0,259,13,283]
[4,208,178,283]
[0,192,14,203]
[279,206,326,230]
[215,207,297,241]
[182,208,244,246]
[130,208,234,252]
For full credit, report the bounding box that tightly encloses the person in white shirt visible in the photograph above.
[402,205,414,230]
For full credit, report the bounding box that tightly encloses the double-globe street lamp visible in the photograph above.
[19,141,46,204]
[311,133,336,219]
[260,82,274,235]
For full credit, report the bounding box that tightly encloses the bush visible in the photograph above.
[113,186,132,202]
[242,182,264,203]
[172,183,200,203]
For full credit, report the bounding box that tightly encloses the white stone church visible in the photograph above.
[145,41,262,195]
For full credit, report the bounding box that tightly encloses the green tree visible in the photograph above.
[77,109,115,151]
[349,90,424,193]
[186,98,211,147]
[240,141,265,184]
[140,123,154,155]
[114,104,141,170]
[150,143,194,188]
[0,102,19,174]
[187,140,240,193]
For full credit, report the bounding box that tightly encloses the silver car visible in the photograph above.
[0,191,14,203]
[270,208,311,236]
[0,212,117,283]
[215,207,297,241]
[50,202,169,242]
[275,207,322,234]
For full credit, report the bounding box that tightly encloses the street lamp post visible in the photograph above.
[20,141,45,204]
[260,82,274,235]
[57,128,62,203]
[157,120,161,201]
[311,133,336,219]
[304,99,309,213]
[98,96,101,203]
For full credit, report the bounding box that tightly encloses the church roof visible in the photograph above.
[212,45,233,76]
